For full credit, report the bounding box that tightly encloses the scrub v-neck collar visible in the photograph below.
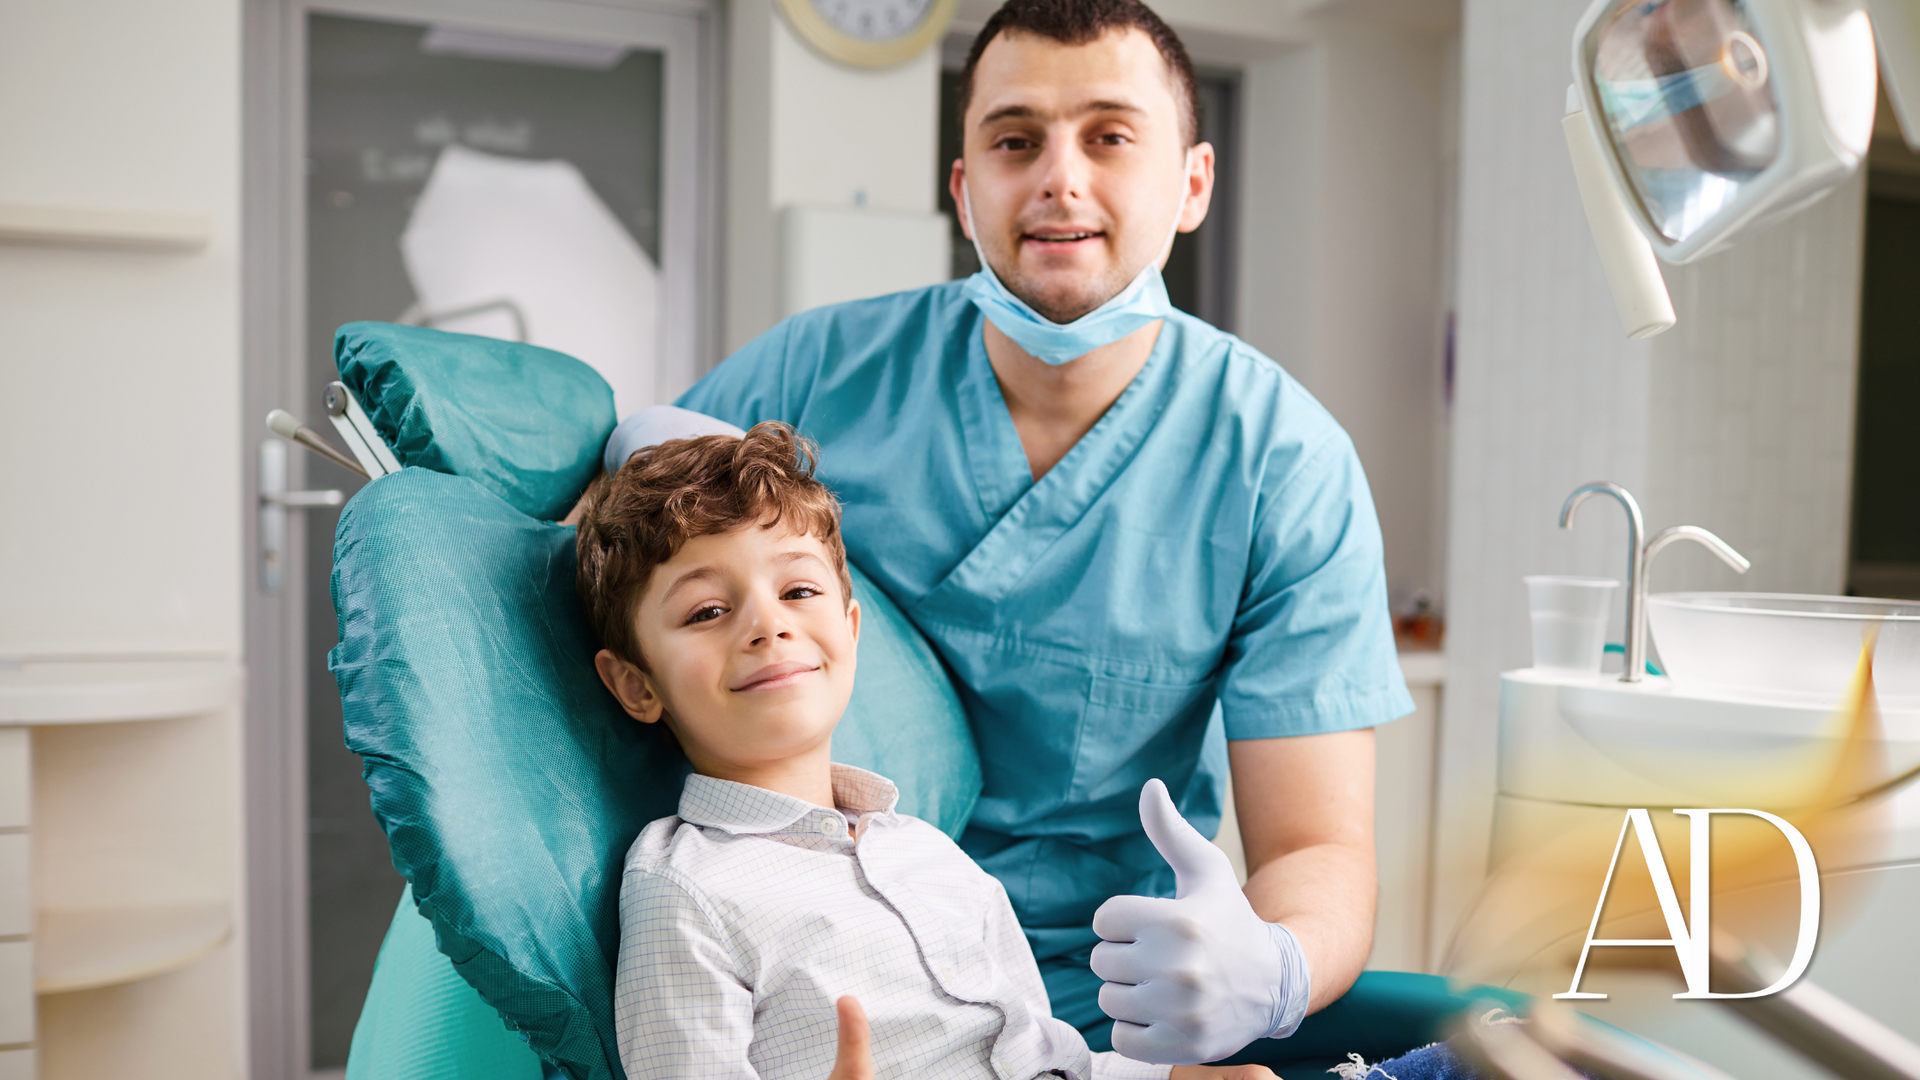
[941,314,1179,609]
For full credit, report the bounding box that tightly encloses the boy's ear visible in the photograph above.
[846,598,861,644]
[594,648,666,724]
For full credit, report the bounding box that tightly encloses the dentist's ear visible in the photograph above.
[949,160,974,242]
[594,649,667,725]
[1176,143,1216,235]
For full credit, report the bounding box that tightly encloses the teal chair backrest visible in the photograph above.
[329,323,982,1079]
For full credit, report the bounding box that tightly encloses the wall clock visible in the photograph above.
[775,0,963,68]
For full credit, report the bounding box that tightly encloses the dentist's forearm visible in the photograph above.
[1242,839,1377,1012]
[1227,729,1378,1016]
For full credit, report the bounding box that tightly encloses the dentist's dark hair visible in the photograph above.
[959,0,1200,147]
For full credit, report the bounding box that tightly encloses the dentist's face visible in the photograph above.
[952,27,1214,323]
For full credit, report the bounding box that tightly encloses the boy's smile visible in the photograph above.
[594,521,860,805]
[732,659,819,692]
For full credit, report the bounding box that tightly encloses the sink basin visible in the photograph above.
[1647,592,1920,707]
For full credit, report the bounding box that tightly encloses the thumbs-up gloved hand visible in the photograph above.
[1090,779,1311,1065]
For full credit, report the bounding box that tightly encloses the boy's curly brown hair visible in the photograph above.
[574,421,850,671]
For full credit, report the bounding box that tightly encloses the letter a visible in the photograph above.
[1555,809,1695,1000]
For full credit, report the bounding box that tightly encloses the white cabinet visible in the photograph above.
[0,659,244,1080]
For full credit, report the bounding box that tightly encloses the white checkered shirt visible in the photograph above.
[614,764,1170,1080]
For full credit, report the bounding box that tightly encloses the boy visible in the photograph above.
[575,421,1278,1080]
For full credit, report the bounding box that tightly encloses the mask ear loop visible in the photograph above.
[1158,148,1195,262]
[961,182,999,287]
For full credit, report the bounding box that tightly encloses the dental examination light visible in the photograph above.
[1564,0,1919,338]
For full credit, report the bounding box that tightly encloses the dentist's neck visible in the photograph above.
[984,316,1162,483]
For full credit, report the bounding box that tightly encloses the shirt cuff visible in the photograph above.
[1090,1050,1174,1080]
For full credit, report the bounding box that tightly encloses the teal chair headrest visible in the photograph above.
[329,324,982,1079]
[335,321,614,521]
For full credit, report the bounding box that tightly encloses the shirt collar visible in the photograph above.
[678,763,899,836]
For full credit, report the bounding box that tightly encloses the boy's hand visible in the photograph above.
[826,995,874,1080]
[1169,1067,1280,1079]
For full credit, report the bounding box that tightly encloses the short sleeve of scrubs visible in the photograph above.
[1219,430,1411,740]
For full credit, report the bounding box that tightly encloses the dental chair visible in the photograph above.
[316,321,1640,1080]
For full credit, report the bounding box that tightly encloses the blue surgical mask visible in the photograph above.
[959,158,1189,366]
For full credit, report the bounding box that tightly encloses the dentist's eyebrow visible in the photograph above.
[977,98,1146,128]
[1076,99,1146,117]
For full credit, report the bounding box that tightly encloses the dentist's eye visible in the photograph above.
[686,604,726,624]
[993,135,1036,152]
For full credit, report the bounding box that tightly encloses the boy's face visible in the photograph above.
[594,522,860,780]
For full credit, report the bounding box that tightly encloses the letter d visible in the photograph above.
[1670,809,1821,999]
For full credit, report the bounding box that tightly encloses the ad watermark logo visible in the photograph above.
[1553,808,1819,1001]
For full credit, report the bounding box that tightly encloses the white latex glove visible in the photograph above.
[1089,779,1311,1065]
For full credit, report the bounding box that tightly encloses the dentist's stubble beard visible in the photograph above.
[984,212,1135,324]
[963,154,1192,325]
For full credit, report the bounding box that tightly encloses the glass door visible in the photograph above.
[305,14,669,1068]
[243,2,709,1074]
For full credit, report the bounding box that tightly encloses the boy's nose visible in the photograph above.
[741,601,795,647]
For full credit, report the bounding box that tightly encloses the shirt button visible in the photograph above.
[938,964,955,982]
[817,818,839,837]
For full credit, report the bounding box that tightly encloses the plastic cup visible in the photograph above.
[1524,575,1618,674]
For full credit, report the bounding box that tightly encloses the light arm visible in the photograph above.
[615,870,761,1080]
[1230,727,1378,1012]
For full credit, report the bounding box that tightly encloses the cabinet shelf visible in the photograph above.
[0,659,241,725]
[0,202,211,251]
[36,902,231,995]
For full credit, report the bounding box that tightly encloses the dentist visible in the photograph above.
[653,0,1411,1066]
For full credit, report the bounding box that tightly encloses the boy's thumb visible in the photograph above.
[828,995,874,1080]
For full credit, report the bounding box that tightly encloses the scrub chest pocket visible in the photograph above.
[1072,672,1219,812]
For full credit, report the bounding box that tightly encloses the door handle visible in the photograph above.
[259,439,346,593]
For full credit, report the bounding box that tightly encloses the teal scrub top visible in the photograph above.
[677,281,1412,995]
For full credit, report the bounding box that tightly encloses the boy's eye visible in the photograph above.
[685,604,726,625]
[782,586,821,601]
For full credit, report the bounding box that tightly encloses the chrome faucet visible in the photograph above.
[1559,482,1751,683]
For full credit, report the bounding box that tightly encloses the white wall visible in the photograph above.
[724,0,941,353]
[0,0,243,658]
[1434,0,1864,965]
[1270,20,1454,610]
